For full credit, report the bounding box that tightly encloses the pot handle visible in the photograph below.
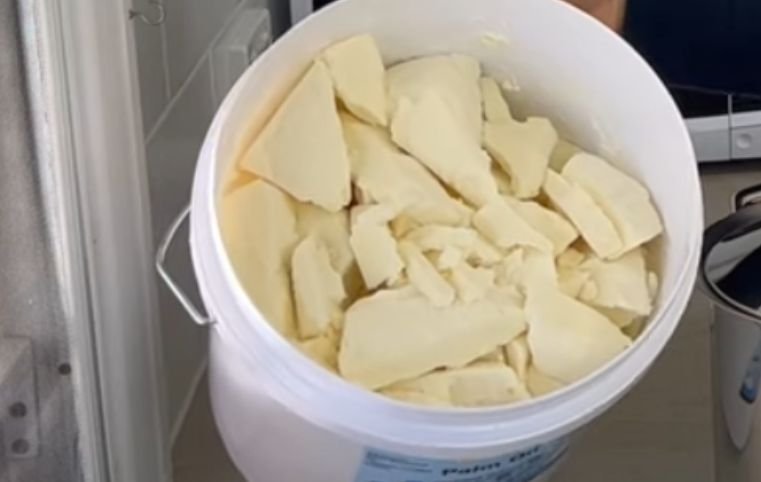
[704,184,761,262]
[734,184,761,212]
[155,205,215,326]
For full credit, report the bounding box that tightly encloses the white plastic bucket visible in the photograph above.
[187,0,704,480]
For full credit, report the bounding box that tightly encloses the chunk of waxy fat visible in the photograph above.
[506,335,531,381]
[295,202,360,296]
[526,366,565,397]
[239,62,351,212]
[383,363,530,407]
[481,78,559,198]
[579,249,653,316]
[297,334,338,371]
[549,139,582,172]
[494,248,557,293]
[492,165,514,195]
[469,235,505,266]
[339,289,527,389]
[477,348,506,364]
[387,54,483,143]
[450,262,496,303]
[342,116,472,226]
[543,170,623,259]
[390,215,421,238]
[473,199,553,253]
[390,92,498,207]
[521,250,558,293]
[557,247,587,269]
[486,284,525,310]
[349,221,404,290]
[435,245,465,270]
[595,307,642,329]
[562,153,663,253]
[508,199,578,255]
[495,249,524,287]
[404,225,502,266]
[648,271,659,301]
[398,242,455,307]
[321,35,387,126]
[526,286,632,384]
[220,181,298,337]
[351,203,397,226]
[291,236,348,338]
[558,267,591,299]
[480,77,513,123]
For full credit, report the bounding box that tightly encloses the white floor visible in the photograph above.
[173,161,761,482]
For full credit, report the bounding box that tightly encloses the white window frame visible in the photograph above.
[32,1,171,481]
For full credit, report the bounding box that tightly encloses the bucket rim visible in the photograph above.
[189,0,704,451]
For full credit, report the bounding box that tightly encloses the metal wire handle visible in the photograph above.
[129,0,166,26]
[156,205,215,326]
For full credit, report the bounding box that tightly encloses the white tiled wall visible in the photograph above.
[163,0,240,94]
[146,59,215,435]
[132,0,289,438]
[132,0,170,133]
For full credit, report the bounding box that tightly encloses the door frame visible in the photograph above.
[32,1,171,481]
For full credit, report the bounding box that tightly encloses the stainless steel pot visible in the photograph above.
[702,185,761,478]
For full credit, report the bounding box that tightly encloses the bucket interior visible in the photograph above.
[208,0,700,329]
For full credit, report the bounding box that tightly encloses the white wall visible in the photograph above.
[131,0,288,440]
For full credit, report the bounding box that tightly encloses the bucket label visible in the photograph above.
[354,438,569,482]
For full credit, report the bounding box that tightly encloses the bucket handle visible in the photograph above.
[156,205,215,326]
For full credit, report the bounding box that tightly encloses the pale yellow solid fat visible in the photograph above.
[580,248,653,316]
[450,262,496,304]
[390,92,498,207]
[484,118,558,199]
[562,152,664,254]
[542,170,624,259]
[291,235,347,339]
[387,54,483,144]
[481,76,559,199]
[517,250,558,293]
[239,61,351,212]
[341,114,472,227]
[549,139,582,171]
[472,199,554,253]
[321,34,388,126]
[384,363,530,407]
[349,222,404,290]
[297,334,339,372]
[527,366,565,397]
[480,77,513,123]
[526,286,632,384]
[398,241,455,308]
[294,202,361,298]
[339,288,526,390]
[220,181,298,337]
[220,36,665,407]
[506,335,531,381]
[508,199,579,255]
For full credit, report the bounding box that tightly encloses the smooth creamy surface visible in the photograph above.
[221,35,664,407]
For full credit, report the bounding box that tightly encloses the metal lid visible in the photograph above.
[702,185,761,319]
